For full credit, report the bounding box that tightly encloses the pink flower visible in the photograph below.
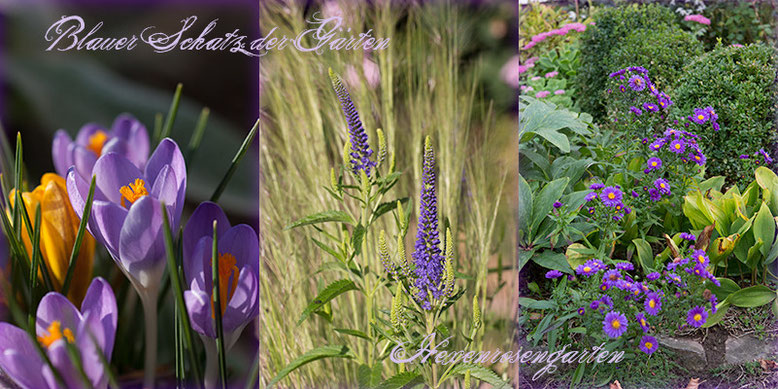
[500,55,520,89]
[589,22,595,25]
[731,43,744,48]
[545,71,559,78]
[522,41,536,50]
[684,14,711,25]
[535,91,550,98]
[526,57,539,65]
[531,76,541,81]
[561,22,587,32]
[554,89,565,95]
[518,65,528,74]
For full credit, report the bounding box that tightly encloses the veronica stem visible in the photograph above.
[141,291,159,389]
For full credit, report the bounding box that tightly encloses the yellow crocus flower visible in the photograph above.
[10,173,95,304]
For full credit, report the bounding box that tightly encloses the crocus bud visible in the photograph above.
[472,295,481,329]
[343,140,353,173]
[377,128,387,165]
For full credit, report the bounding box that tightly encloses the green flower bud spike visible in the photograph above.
[359,169,370,201]
[343,139,353,173]
[464,369,471,389]
[444,228,455,297]
[390,282,405,330]
[330,167,341,197]
[472,295,481,330]
[396,199,406,231]
[379,230,396,277]
[377,128,387,165]
[397,234,411,279]
[388,151,396,174]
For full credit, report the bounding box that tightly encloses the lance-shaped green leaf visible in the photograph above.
[707,277,740,301]
[755,166,778,215]
[448,363,509,388]
[297,279,359,325]
[753,202,775,257]
[374,372,423,389]
[729,285,776,308]
[285,210,355,230]
[267,345,355,387]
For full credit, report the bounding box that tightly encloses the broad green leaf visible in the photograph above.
[702,300,730,328]
[565,243,593,270]
[518,249,534,271]
[358,362,383,388]
[267,345,355,387]
[333,328,370,340]
[707,278,740,301]
[518,176,533,239]
[297,279,359,325]
[374,372,423,389]
[519,98,589,152]
[632,238,654,272]
[755,166,778,215]
[699,176,725,193]
[707,233,740,266]
[518,298,557,310]
[728,285,776,308]
[753,202,775,257]
[285,210,354,230]
[532,251,572,274]
[531,178,569,234]
[448,364,509,388]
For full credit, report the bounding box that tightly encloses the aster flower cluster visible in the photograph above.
[579,182,633,255]
[738,148,774,175]
[686,106,720,132]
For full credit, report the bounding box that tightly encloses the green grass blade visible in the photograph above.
[27,203,41,330]
[153,113,164,144]
[87,331,120,389]
[28,328,67,387]
[211,221,228,389]
[209,119,259,202]
[186,107,210,168]
[161,202,203,388]
[159,83,183,143]
[64,341,92,387]
[13,132,22,246]
[16,194,55,291]
[244,352,259,389]
[61,175,96,296]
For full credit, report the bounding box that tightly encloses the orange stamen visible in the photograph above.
[87,130,109,156]
[119,178,148,208]
[211,252,240,319]
[37,321,75,348]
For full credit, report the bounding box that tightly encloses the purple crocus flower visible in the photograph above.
[412,137,445,309]
[52,114,150,179]
[0,278,116,389]
[182,202,258,386]
[329,69,377,177]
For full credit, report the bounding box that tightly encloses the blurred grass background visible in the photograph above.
[259,0,517,387]
[0,1,260,384]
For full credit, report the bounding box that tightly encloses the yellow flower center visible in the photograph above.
[698,255,705,263]
[607,193,615,199]
[636,79,642,84]
[87,130,109,156]
[640,319,646,326]
[611,320,621,329]
[695,155,701,160]
[697,115,704,120]
[675,144,681,149]
[693,314,702,321]
[37,321,74,348]
[634,290,640,295]
[649,300,656,308]
[660,183,666,188]
[660,102,666,107]
[645,342,653,349]
[583,266,591,272]
[119,178,149,208]
[210,252,240,319]
[651,162,657,166]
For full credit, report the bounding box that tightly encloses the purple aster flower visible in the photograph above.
[630,106,643,116]
[636,312,650,333]
[577,307,585,315]
[600,295,614,308]
[600,186,623,207]
[0,278,116,389]
[411,137,445,308]
[709,276,721,287]
[759,149,773,164]
[182,202,259,338]
[587,207,595,215]
[657,96,671,109]
[643,102,659,112]
[712,122,720,131]
[644,292,662,316]
[641,138,649,145]
[648,188,662,202]
[553,201,563,209]
[585,191,597,202]
[576,261,598,277]
[691,263,708,278]
[691,108,709,124]
[599,282,610,292]
[602,269,622,287]
[631,190,639,198]
[691,249,709,267]
[740,154,751,159]
[646,157,662,171]
[590,259,606,271]
[52,114,150,179]
[589,182,605,190]
[654,179,671,195]
[329,69,377,176]
[602,311,628,338]
[628,75,646,91]
[668,139,686,154]
[705,106,718,121]
[666,272,685,287]
[609,69,627,78]
[616,262,634,271]
[639,335,658,355]
[680,233,696,241]
[710,295,718,314]
[619,84,627,93]
[545,270,563,279]
[686,306,708,327]
[689,152,706,166]
[648,83,659,95]
[590,300,600,310]
[646,272,660,281]
[649,138,666,151]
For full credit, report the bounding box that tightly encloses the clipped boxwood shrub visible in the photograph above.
[673,43,777,186]
[575,4,679,120]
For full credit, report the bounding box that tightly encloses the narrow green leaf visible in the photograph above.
[62,175,96,296]
[158,83,183,143]
[185,107,210,168]
[374,372,422,389]
[297,279,358,325]
[351,224,366,257]
[211,221,228,389]
[333,328,371,340]
[371,197,409,223]
[448,363,508,388]
[210,118,259,202]
[285,210,355,230]
[267,345,354,387]
[518,298,556,310]
[28,204,41,330]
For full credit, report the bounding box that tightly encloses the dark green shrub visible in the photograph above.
[673,43,777,186]
[574,4,680,120]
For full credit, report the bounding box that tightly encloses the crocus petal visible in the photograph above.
[145,138,186,191]
[118,196,166,288]
[93,152,144,205]
[36,292,81,339]
[74,123,104,146]
[43,340,83,389]
[183,201,230,266]
[73,145,99,180]
[0,323,47,389]
[150,165,179,229]
[184,282,215,338]
[90,200,127,259]
[185,236,213,288]
[111,114,149,169]
[101,137,128,160]
[79,278,117,359]
[51,130,73,177]
[218,224,259,274]
[222,268,258,334]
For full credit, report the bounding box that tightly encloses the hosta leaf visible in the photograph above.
[728,285,776,308]
[267,345,355,387]
[707,278,740,301]
[297,279,359,325]
[285,210,354,230]
[753,202,775,257]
